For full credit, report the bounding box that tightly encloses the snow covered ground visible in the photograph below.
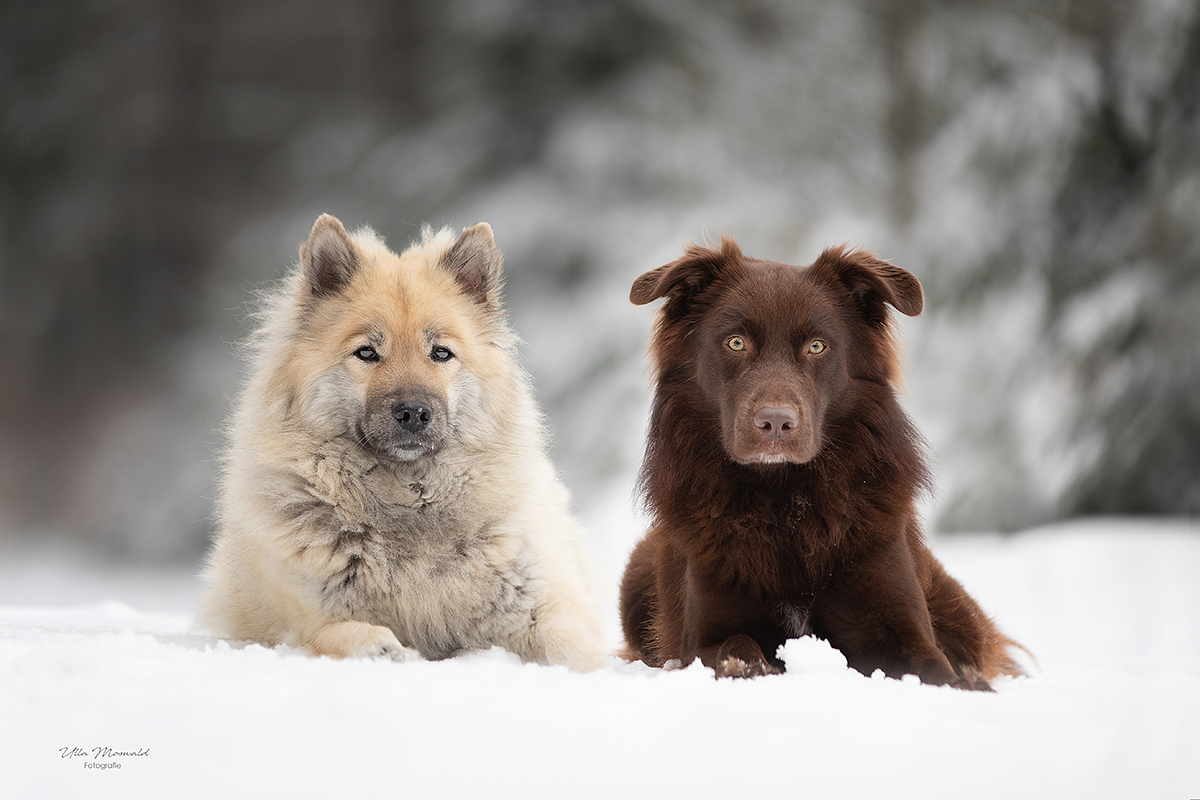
[2,518,1198,800]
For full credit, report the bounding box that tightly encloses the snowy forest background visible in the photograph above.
[2,0,1198,564]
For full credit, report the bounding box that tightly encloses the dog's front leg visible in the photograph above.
[285,557,420,660]
[528,596,608,673]
[812,536,985,690]
[273,496,420,661]
[679,560,783,679]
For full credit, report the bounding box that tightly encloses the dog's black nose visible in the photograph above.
[754,404,799,439]
[394,402,433,433]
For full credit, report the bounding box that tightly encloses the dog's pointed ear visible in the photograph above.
[442,222,502,307]
[301,214,359,297]
[631,238,743,306]
[813,246,923,320]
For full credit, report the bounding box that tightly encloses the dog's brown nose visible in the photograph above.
[754,404,799,439]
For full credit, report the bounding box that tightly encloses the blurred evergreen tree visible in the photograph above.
[1050,12,1200,516]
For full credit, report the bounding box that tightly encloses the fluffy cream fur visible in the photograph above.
[198,215,606,671]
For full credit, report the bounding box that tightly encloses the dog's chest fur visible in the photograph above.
[277,437,538,660]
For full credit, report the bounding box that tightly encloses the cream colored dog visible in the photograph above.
[199,214,606,671]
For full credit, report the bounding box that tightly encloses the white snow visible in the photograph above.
[2,519,1198,799]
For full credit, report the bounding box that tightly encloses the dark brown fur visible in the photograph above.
[620,238,1024,690]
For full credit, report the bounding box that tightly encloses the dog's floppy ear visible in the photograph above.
[301,214,359,297]
[631,237,744,306]
[813,246,923,320]
[442,222,502,307]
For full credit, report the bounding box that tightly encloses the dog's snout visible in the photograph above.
[366,392,447,461]
[753,404,799,439]
[394,401,434,433]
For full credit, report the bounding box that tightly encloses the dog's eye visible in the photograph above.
[353,345,380,362]
[809,340,827,355]
[726,336,746,352]
[430,345,455,363]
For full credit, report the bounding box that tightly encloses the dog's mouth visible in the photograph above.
[388,441,438,462]
[731,446,816,467]
[359,433,445,464]
[740,451,798,465]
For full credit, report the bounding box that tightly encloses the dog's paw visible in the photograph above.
[714,655,781,679]
[307,619,417,661]
[530,596,609,672]
[948,664,994,692]
[709,634,783,679]
[357,639,421,662]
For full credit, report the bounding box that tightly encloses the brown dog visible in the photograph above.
[619,238,1024,690]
